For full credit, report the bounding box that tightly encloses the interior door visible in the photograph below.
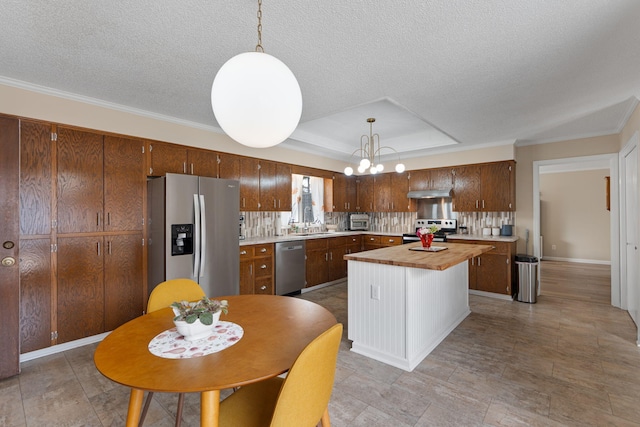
[623,145,638,329]
[0,117,21,378]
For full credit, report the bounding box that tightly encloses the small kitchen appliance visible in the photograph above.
[402,218,457,244]
[349,213,370,231]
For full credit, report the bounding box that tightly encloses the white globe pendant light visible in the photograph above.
[212,52,301,148]
[211,0,302,148]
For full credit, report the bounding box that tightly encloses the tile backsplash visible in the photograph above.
[240,211,515,239]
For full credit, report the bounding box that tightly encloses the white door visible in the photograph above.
[623,144,638,333]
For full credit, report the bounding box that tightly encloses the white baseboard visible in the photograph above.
[300,278,346,293]
[468,289,514,301]
[20,332,110,363]
[541,256,611,265]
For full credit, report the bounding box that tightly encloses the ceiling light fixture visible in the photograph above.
[211,0,302,148]
[344,118,405,176]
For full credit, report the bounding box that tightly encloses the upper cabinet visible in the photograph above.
[146,141,217,178]
[332,174,357,212]
[275,163,292,212]
[390,172,413,212]
[452,161,515,212]
[409,168,453,191]
[356,175,374,212]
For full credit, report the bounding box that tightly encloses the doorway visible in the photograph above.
[620,132,639,344]
[533,154,620,307]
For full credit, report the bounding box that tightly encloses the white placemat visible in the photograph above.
[148,321,243,359]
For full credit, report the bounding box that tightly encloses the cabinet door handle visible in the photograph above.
[260,264,267,269]
[475,200,479,209]
[330,252,333,260]
[478,257,481,266]
[242,198,246,208]
[273,199,276,208]
[389,239,394,243]
[260,285,267,290]
[471,257,474,266]
[107,212,111,226]
[97,241,101,256]
[240,250,247,255]
[97,212,101,228]
[190,163,194,175]
[325,253,328,261]
[482,200,485,209]
[108,240,112,255]
[260,248,267,253]
[249,264,253,276]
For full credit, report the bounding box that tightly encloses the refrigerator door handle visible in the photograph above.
[199,194,206,278]
[193,194,201,279]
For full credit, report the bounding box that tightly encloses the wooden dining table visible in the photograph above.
[94,294,337,427]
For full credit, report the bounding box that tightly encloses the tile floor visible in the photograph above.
[2,262,640,426]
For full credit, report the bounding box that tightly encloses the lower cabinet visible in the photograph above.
[239,244,274,295]
[362,234,402,251]
[57,234,144,344]
[449,239,516,295]
[305,236,353,288]
[20,233,144,351]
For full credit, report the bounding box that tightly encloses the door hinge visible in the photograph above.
[149,167,153,175]
[50,331,58,340]
[149,144,153,152]
[217,155,221,164]
[257,163,261,170]
[506,259,510,264]
[142,146,145,154]
[51,132,57,141]
[50,243,57,253]
[142,238,145,246]
[51,219,57,230]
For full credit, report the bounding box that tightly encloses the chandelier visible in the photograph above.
[344,118,405,176]
[211,0,302,148]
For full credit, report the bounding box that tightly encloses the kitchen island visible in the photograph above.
[344,242,493,371]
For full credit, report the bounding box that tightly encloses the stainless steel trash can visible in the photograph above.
[515,254,539,303]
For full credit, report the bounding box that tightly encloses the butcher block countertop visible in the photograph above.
[343,242,494,271]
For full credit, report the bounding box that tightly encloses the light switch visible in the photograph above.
[371,285,380,300]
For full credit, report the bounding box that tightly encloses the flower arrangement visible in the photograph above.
[416,225,439,248]
[416,225,439,236]
[170,297,229,325]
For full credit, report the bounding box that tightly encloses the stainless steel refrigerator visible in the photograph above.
[147,173,240,297]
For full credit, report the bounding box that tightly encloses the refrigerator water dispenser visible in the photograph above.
[171,224,193,256]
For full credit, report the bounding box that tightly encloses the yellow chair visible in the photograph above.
[218,323,343,427]
[139,278,206,427]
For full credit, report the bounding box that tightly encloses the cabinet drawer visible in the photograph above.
[254,277,273,294]
[448,239,510,255]
[239,246,254,259]
[254,259,273,278]
[253,244,273,257]
[345,235,362,245]
[363,235,381,245]
[381,236,401,246]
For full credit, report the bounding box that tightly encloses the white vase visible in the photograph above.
[173,311,221,341]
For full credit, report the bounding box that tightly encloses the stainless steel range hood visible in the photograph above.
[407,189,452,199]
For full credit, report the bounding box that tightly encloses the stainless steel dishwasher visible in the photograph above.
[275,241,306,295]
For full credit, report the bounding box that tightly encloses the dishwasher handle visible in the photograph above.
[281,245,303,251]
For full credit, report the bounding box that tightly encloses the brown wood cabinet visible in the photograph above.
[362,234,402,251]
[448,238,516,296]
[452,161,515,212]
[147,141,219,178]
[239,157,260,210]
[275,163,292,211]
[305,237,349,288]
[390,172,412,211]
[409,167,453,191]
[17,119,146,352]
[239,244,274,295]
[332,174,357,212]
[356,175,374,212]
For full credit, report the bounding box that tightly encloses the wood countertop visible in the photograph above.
[343,242,494,271]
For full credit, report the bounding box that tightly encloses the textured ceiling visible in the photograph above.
[1,0,640,161]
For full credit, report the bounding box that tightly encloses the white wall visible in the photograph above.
[540,169,611,262]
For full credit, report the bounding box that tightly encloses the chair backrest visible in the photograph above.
[270,323,343,427]
[147,278,206,313]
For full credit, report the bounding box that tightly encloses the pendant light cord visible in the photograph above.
[255,0,264,52]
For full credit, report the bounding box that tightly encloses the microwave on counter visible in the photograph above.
[349,214,369,231]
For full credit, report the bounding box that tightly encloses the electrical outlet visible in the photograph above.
[371,285,380,300]
[551,244,557,250]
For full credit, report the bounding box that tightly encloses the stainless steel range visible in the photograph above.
[402,219,458,244]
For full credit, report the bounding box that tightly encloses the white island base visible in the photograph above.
[347,260,470,372]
